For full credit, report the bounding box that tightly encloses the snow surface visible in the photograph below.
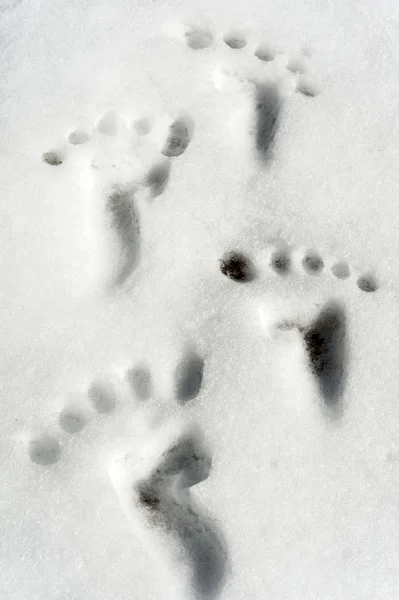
[1,0,399,598]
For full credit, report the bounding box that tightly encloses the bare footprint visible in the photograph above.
[212,33,319,162]
[42,108,194,294]
[251,243,379,412]
[303,300,346,406]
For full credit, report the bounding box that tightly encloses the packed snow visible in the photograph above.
[1,0,399,598]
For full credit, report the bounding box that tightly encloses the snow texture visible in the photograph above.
[1,0,399,598]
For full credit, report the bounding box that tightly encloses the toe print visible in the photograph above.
[296,75,319,98]
[331,261,350,280]
[145,161,171,198]
[254,243,379,292]
[165,21,213,50]
[88,379,116,414]
[28,434,61,466]
[42,149,65,166]
[174,351,205,404]
[303,300,346,405]
[185,26,213,50]
[219,251,256,283]
[223,30,246,49]
[286,55,306,74]
[270,248,291,275]
[132,117,152,136]
[96,111,118,136]
[161,115,194,158]
[301,251,324,275]
[27,345,206,468]
[58,406,87,434]
[357,273,378,293]
[255,43,275,62]
[67,129,90,145]
[126,365,152,401]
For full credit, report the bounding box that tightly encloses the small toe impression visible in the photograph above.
[88,380,116,414]
[223,31,246,49]
[132,117,152,136]
[58,407,87,434]
[185,27,213,50]
[220,251,256,283]
[270,248,291,275]
[145,161,171,197]
[126,365,152,401]
[297,76,319,98]
[357,273,378,293]
[96,111,118,136]
[303,300,346,406]
[255,43,275,62]
[174,352,204,404]
[331,261,350,280]
[161,115,194,158]
[42,150,65,166]
[301,251,324,275]
[68,130,90,145]
[28,434,61,466]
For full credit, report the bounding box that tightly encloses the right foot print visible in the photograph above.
[23,347,223,599]
[219,243,379,410]
[163,22,319,164]
[42,109,194,293]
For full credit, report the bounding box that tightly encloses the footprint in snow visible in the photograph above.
[24,349,225,599]
[213,49,319,162]
[165,21,318,162]
[219,244,379,411]
[42,110,194,294]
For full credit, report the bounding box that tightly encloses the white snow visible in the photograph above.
[1,0,399,598]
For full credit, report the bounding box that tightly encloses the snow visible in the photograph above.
[1,0,399,598]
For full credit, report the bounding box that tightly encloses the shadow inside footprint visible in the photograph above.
[255,81,281,161]
[185,27,213,50]
[106,187,140,286]
[135,430,227,599]
[303,300,346,407]
[174,352,204,404]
